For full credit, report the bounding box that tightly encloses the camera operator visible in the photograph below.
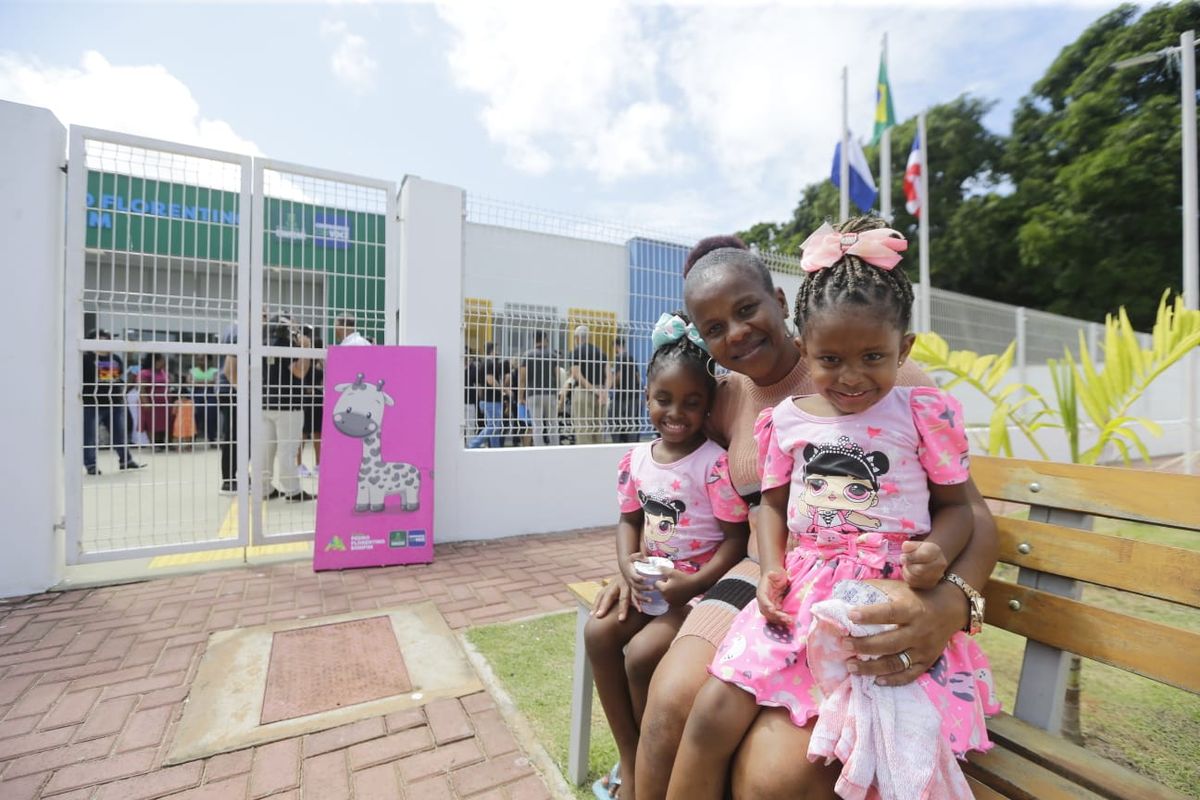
[261,315,315,502]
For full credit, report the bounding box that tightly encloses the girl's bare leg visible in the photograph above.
[584,608,650,799]
[665,677,760,800]
[624,606,688,724]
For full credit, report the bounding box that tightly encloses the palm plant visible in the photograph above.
[911,291,1200,742]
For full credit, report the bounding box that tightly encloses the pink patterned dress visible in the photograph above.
[617,439,749,575]
[709,386,999,760]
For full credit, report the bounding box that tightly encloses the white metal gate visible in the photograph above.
[64,127,396,564]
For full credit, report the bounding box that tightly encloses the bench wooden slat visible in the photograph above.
[996,517,1200,608]
[968,775,1012,800]
[965,744,1109,800]
[984,579,1200,693]
[973,456,1200,530]
[568,580,604,608]
[984,713,1190,800]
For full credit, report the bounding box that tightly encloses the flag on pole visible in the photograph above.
[831,135,878,213]
[904,131,922,217]
[870,50,896,146]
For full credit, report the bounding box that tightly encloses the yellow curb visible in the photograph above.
[148,541,313,569]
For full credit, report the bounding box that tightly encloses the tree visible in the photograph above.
[1006,2,1200,328]
[741,3,1200,328]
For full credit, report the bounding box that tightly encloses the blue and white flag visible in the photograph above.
[831,135,878,213]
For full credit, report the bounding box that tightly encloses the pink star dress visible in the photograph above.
[617,439,749,574]
[709,387,999,768]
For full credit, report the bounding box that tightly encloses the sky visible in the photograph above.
[0,0,1122,239]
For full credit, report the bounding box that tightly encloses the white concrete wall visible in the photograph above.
[400,179,622,543]
[0,101,66,597]
[954,362,1192,464]
[463,222,628,317]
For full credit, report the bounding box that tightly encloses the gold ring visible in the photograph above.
[898,650,913,670]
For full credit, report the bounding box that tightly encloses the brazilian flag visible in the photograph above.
[870,55,896,146]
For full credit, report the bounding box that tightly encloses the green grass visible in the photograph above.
[470,601,1199,798]
[466,612,617,800]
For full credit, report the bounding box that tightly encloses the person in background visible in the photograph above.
[469,342,504,448]
[217,322,239,495]
[190,353,220,444]
[82,330,145,475]
[608,336,643,443]
[464,345,481,445]
[298,326,324,478]
[569,324,608,444]
[334,314,370,346]
[138,353,171,452]
[261,315,314,502]
[518,330,561,446]
[506,358,531,447]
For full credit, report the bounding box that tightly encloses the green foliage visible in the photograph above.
[740,2,1200,329]
[911,293,1200,465]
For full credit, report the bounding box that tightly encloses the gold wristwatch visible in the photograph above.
[942,573,985,636]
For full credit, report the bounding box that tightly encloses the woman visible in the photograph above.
[592,237,998,800]
[138,353,171,451]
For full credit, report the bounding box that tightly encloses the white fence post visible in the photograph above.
[398,177,467,542]
[0,101,66,597]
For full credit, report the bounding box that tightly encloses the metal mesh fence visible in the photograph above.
[68,132,394,561]
[74,136,247,557]
[461,197,1112,447]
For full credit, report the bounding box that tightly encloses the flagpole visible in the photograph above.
[880,34,892,221]
[840,65,850,222]
[1181,29,1197,474]
[917,111,932,333]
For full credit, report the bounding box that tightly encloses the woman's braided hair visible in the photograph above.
[793,215,914,334]
[647,310,716,399]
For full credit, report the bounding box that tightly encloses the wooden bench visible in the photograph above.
[567,455,1200,799]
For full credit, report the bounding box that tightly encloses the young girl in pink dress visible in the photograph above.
[585,312,750,800]
[667,217,998,800]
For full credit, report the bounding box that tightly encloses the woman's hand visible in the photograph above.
[591,576,638,621]
[842,578,968,686]
[756,568,793,627]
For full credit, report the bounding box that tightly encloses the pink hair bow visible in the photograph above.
[799,222,908,273]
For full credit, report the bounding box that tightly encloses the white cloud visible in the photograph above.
[0,50,262,156]
[433,1,1110,232]
[320,20,378,93]
[436,0,682,182]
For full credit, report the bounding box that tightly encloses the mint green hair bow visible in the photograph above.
[651,312,709,354]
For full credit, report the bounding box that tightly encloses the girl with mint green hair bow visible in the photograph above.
[648,310,717,397]
[652,312,710,355]
[585,308,748,800]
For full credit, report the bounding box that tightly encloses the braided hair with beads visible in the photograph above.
[646,310,717,400]
[793,216,915,334]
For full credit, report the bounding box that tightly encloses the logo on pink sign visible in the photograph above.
[313,345,436,570]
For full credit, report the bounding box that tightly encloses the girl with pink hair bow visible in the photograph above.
[666,216,997,800]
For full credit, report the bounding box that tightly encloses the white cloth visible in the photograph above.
[806,580,973,800]
[339,332,370,346]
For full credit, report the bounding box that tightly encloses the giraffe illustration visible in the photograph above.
[332,373,421,513]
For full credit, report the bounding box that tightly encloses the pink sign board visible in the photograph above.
[313,345,436,570]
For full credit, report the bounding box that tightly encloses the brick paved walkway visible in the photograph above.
[0,528,615,800]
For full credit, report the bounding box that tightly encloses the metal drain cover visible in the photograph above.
[261,615,412,724]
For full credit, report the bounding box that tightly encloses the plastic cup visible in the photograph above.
[633,557,674,616]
